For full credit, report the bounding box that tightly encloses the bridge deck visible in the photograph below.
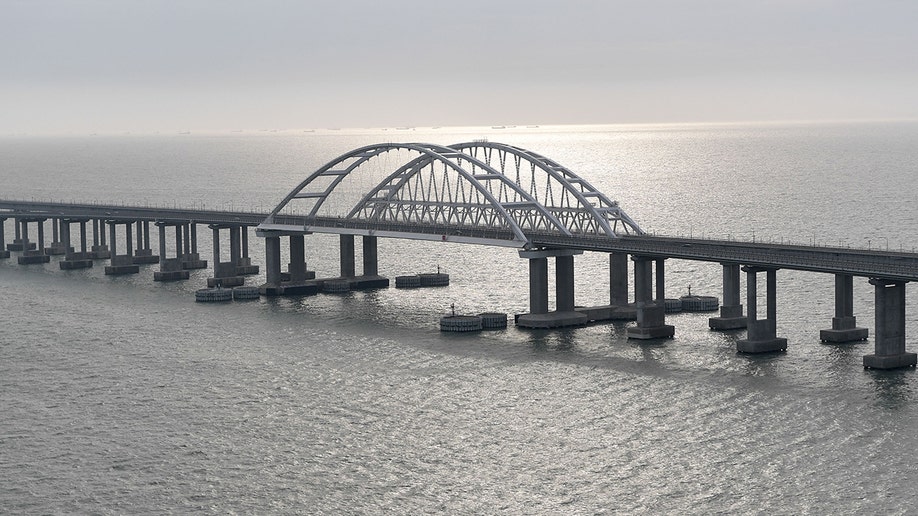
[3,199,918,281]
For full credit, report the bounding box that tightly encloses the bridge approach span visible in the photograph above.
[3,200,918,281]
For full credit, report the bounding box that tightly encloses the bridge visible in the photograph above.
[2,141,916,369]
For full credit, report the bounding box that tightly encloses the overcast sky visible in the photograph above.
[3,0,917,134]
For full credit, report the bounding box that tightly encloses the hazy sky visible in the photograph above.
[3,0,917,133]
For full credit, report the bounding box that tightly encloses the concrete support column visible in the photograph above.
[46,217,64,254]
[207,224,243,286]
[17,219,51,265]
[175,223,184,258]
[710,263,746,330]
[129,220,158,263]
[153,222,189,281]
[820,274,868,343]
[158,224,168,267]
[555,254,576,313]
[79,221,88,254]
[59,219,92,267]
[517,248,587,328]
[15,218,21,241]
[632,257,653,305]
[737,267,787,353]
[104,221,139,274]
[211,226,221,269]
[0,218,8,258]
[362,235,378,276]
[288,234,306,282]
[109,222,117,256]
[655,258,665,303]
[627,255,674,340]
[340,234,356,277]
[609,252,629,306]
[265,235,282,286]
[180,222,206,270]
[529,256,549,315]
[229,226,241,265]
[241,226,249,260]
[90,218,110,259]
[36,219,45,251]
[19,219,29,250]
[61,220,72,254]
[864,279,916,369]
[125,223,134,258]
[190,223,198,254]
[183,223,192,259]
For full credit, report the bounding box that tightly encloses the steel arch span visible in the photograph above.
[258,142,644,248]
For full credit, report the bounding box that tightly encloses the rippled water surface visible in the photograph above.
[4,122,918,513]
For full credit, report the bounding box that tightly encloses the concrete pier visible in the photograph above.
[181,222,208,269]
[863,279,917,369]
[352,235,389,289]
[627,256,674,339]
[59,218,94,269]
[17,218,51,264]
[132,220,159,264]
[340,234,356,277]
[0,218,9,259]
[207,224,244,287]
[259,232,318,296]
[820,274,869,343]
[90,218,111,259]
[16,218,51,265]
[516,249,588,328]
[737,267,787,353]
[104,221,140,275]
[8,217,37,252]
[709,263,747,330]
[609,252,629,306]
[45,217,68,255]
[235,226,259,275]
[154,222,190,281]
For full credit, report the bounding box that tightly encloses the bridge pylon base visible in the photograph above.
[91,246,111,259]
[8,240,36,252]
[208,276,244,288]
[259,282,320,297]
[104,264,139,275]
[863,353,917,369]
[60,259,93,270]
[627,324,675,340]
[709,305,747,330]
[820,316,868,343]
[516,311,588,329]
[132,255,160,265]
[154,270,190,281]
[18,250,50,265]
[0,250,9,259]
[709,316,748,330]
[737,337,788,354]
[44,244,68,256]
[820,327,869,343]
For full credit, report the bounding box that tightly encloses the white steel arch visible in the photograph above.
[260,142,643,247]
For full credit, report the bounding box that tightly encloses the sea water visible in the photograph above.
[3,122,918,513]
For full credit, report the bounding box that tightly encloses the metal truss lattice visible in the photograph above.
[263,142,644,247]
